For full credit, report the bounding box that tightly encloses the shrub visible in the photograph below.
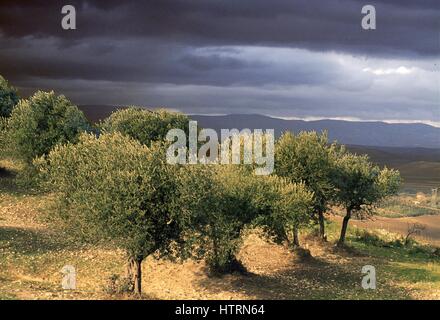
[177,165,262,274]
[37,132,185,294]
[103,274,133,295]
[177,164,314,273]
[100,107,189,146]
[8,91,91,163]
[255,177,314,250]
[352,228,404,248]
[0,75,19,118]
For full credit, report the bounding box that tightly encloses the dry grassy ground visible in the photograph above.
[1,159,439,300]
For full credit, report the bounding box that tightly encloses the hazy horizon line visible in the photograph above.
[189,113,440,128]
[78,105,440,128]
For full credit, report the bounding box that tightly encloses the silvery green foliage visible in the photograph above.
[254,176,314,247]
[0,75,19,118]
[37,132,184,261]
[176,165,256,273]
[334,154,401,215]
[275,131,344,239]
[100,107,189,147]
[176,165,313,272]
[333,153,401,245]
[8,91,91,163]
[275,131,339,215]
[0,116,8,154]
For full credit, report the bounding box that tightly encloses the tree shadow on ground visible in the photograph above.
[0,226,69,255]
[0,168,42,197]
[196,250,412,299]
[0,167,14,179]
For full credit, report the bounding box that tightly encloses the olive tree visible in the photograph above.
[254,177,314,250]
[0,75,19,118]
[177,163,314,272]
[275,131,340,242]
[333,154,401,246]
[100,107,189,146]
[177,165,259,274]
[8,91,90,164]
[37,132,184,294]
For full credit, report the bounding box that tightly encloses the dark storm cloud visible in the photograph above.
[0,0,438,56]
[0,0,438,123]
[0,37,343,87]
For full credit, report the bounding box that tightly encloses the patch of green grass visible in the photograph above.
[350,228,409,248]
[379,205,438,218]
[313,220,440,298]
[389,263,440,283]
[343,225,440,297]
[376,195,440,218]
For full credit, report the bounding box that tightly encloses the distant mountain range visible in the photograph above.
[78,106,439,149]
[191,114,440,149]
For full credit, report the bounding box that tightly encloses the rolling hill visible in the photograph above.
[78,106,440,193]
[190,114,440,149]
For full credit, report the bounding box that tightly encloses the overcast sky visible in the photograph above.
[0,0,438,124]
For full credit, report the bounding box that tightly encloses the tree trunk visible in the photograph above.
[318,211,327,241]
[212,230,220,271]
[292,227,300,248]
[126,257,136,293]
[126,257,135,278]
[133,258,143,296]
[338,208,352,246]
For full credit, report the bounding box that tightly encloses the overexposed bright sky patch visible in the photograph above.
[362,66,415,75]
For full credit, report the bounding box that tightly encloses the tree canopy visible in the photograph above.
[275,131,342,240]
[37,132,184,294]
[8,91,91,163]
[100,107,189,147]
[333,153,401,245]
[176,165,259,273]
[0,75,19,118]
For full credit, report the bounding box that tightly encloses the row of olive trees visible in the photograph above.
[1,95,314,294]
[35,132,314,294]
[275,131,401,246]
[36,133,315,293]
[0,75,401,295]
[0,86,308,294]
